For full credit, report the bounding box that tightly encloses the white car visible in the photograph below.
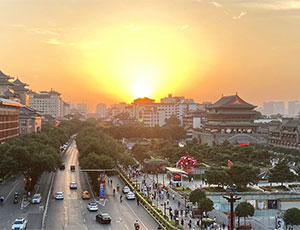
[126,192,136,200]
[32,194,41,204]
[12,218,27,230]
[87,202,98,211]
[70,182,77,189]
[122,186,130,194]
[55,192,64,200]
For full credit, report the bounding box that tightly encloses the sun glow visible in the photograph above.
[83,24,213,103]
[132,82,151,98]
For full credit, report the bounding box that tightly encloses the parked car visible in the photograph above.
[32,194,41,204]
[126,192,136,200]
[87,202,98,211]
[70,182,77,189]
[96,213,111,224]
[122,186,130,194]
[55,192,64,200]
[11,218,27,230]
[70,165,75,171]
[59,163,65,170]
[81,191,90,199]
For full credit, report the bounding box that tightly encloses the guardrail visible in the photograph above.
[117,167,180,230]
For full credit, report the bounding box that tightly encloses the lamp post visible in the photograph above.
[223,185,241,230]
[162,166,165,188]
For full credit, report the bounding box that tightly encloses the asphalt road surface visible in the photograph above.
[45,141,159,230]
[0,170,52,229]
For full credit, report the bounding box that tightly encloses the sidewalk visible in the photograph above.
[123,167,225,230]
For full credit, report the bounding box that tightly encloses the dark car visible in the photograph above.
[96,213,111,224]
[59,163,65,170]
[70,165,75,171]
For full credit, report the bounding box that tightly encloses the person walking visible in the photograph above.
[188,219,192,228]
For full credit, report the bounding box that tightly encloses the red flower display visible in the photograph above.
[176,152,197,168]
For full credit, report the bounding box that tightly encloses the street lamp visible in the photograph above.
[223,185,241,230]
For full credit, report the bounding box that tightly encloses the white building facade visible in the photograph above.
[29,90,69,118]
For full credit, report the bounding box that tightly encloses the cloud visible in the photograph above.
[233,12,247,20]
[238,0,300,11]
[8,24,26,28]
[210,1,223,8]
[181,24,190,30]
[30,28,58,36]
[41,38,60,45]
[70,41,102,50]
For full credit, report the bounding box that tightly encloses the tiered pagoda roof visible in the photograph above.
[208,94,256,109]
[0,70,14,85]
[13,78,28,87]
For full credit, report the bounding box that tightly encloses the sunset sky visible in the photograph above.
[1,0,300,110]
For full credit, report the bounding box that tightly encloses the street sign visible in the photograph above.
[99,187,104,198]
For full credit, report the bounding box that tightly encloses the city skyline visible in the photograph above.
[1,0,300,109]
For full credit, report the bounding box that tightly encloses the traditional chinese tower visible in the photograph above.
[204,94,257,134]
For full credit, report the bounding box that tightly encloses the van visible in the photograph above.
[70,165,75,171]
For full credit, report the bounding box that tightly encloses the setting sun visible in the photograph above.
[132,82,151,99]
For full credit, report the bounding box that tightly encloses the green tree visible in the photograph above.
[198,197,214,217]
[80,153,115,169]
[165,115,180,126]
[235,202,255,226]
[205,167,231,187]
[189,189,206,204]
[283,208,300,228]
[228,162,259,188]
[131,144,151,162]
[269,160,295,186]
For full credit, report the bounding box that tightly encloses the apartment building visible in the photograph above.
[263,101,285,115]
[0,98,23,143]
[96,103,106,118]
[29,90,69,118]
[19,106,42,135]
[288,101,300,115]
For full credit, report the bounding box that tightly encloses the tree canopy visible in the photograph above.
[283,208,300,226]
[235,202,255,225]
[269,160,295,185]
[189,189,206,203]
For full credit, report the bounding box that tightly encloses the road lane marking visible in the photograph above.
[96,198,107,206]
[4,181,19,203]
[123,200,149,230]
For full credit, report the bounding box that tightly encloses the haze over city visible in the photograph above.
[1,0,300,109]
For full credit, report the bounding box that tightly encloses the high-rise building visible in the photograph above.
[77,103,88,113]
[29,90,65,118]
[263,101,285,115]
[96,103,106,118]
[288,101,300,115]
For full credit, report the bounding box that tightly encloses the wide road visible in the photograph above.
[0,171,53,229]
[46,140,158,230]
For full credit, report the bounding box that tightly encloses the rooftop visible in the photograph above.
[208,94,256,109]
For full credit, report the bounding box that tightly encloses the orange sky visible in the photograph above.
[1,0,300,111]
